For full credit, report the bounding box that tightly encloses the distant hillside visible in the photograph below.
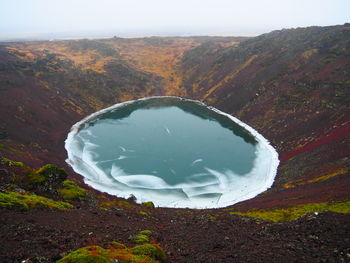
[0,25,349,210]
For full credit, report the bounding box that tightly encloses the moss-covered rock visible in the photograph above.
[1,159,71,197]
[139,230,153,236]
[142,201,155,209]
[56,246,110,263]
[0,191,73,210]
[132,229,157,244]
[109,241,126,249]
[133,234,149,244]
[36,164,66,176]
[56,243,164,263]
[1,157,26,167]
[59,180,87,201]
[26,170,46,185]
[56,221,166,262]
[25,164,68,193]
[131,243,166,261]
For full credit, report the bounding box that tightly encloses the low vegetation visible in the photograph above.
[142,201,155,209]
[229,201,350,222]
[1,157,26,167]
[0,157,88,208]
[131,243,166,261]
[100,200,135,209]
[139,211,149,217]
[25,164,68,190]
[57,230,165,263]
[0,191,73,211]
[59,180,88,201]
[133,233,150,244]
[0,144,22,153]
[57,243,165,263]
[283,167,348,189]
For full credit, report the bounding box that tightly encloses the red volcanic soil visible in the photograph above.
[280,118,350,162]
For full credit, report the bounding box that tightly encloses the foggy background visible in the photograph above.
[0,0,349,40]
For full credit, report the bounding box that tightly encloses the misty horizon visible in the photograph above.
[0,26,263,42]
[1,0,349,41]
[1,22,349,42]
[0,28,279,42]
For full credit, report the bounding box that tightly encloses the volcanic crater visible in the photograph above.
[0,24,349,262]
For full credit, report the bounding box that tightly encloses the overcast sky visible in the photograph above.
[0,0,349,39]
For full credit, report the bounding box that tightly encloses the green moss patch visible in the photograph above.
[131,230,156,244]
[57,246,111,263]
[230,201,350,222]
[0,144,23,153]
[139,230,153,236]
[36,164,67,178]
[109,242,126,249]
[25,164,68,190]
[133,234,149,244]
[1,157,26,167]
[59,180,88,201]
[142,201,155,209]
[0,191,73,211]
[100,200,135,209]
[26,170,46,185]
[139,211,149,217]
[57,229,165,262]
[131,243,166,261]
[57,243,165,263]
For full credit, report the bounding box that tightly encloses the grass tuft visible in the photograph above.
[1,157,26,167]
[139,230,153,236]
[133,234,149,244]
[59,180,87,201]
[0,191,73,210]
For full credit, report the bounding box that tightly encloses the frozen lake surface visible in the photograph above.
[65,97,279,208]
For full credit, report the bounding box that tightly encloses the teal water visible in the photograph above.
[79,98,256,185]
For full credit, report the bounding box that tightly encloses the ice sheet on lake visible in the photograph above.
[191,158,203,166]
[164,126,171,135]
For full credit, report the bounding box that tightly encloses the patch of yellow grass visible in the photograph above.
[283,168,348,189]
[202,55,258,101]
[230,200,350,222]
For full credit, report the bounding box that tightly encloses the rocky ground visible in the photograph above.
[1,205,350,262]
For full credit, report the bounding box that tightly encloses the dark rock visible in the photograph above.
[127,194,137,202]
[28,164,67,194]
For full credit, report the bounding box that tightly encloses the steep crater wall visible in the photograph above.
[0,26,349,210]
